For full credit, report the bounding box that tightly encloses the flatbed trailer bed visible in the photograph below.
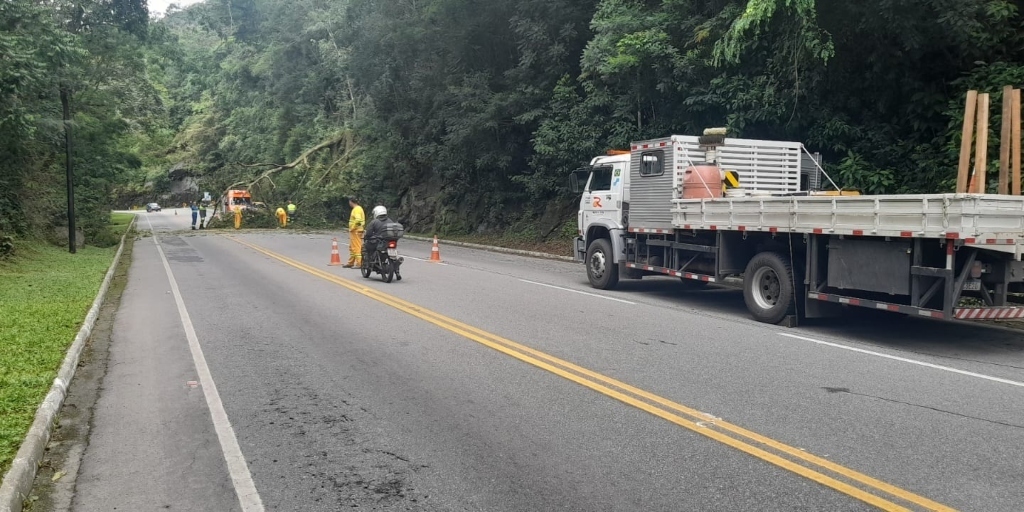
[670,193,1024,256]
[625,194,1024,323]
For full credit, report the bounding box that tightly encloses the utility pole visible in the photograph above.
[61,87,76,253]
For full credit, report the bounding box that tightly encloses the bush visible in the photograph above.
[86,228,120,248]
[0,236,14,259]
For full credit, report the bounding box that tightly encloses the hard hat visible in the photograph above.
[372,205,387,218]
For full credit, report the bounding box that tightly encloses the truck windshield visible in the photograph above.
[588,166,613,191]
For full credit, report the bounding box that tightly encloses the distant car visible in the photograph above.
[146,202,162,212]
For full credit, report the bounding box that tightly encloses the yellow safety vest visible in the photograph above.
[287,203,296,214]
[349,205,365,230]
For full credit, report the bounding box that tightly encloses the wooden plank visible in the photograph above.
[957,90,978,193]
[1000,86,1013,194]
[1014,88,1021,195]
[974,93,990,193]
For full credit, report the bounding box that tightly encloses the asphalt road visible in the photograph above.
[63,208,1024,511]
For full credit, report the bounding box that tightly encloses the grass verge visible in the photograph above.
[109,213,134,238]
[0,215,128,476]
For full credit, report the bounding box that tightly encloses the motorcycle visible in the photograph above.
[361,237,403,283]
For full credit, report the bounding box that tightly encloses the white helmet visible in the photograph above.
[372,205,387,218]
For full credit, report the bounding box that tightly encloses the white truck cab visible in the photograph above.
[573,153,630,288]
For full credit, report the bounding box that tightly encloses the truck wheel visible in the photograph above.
[586,238,619,290]
[743,252,795,324]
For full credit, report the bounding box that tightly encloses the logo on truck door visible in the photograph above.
[592,196,603,208]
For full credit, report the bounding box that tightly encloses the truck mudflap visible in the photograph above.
[624,262,716,283]
[574,237,586,262]
[807,291,1024,321]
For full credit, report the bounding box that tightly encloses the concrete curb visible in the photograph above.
[405,235,577,262]
[0,216,136,512]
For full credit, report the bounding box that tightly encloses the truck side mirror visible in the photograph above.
[570,173,580,194]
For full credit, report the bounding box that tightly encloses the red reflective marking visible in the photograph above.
[852,230,864,236]
[738,226,746,231]
[886,304,900,311]
[900,231,913,237]
[813,228,823,234]
[849,298,861,306]
[986,239,996,244]
[769,227,778,233]
[946,232,959,239]
[965,238,976,244]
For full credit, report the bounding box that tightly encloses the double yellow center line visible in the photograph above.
[228,236,954,512]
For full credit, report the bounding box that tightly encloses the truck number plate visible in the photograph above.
[963,280,981,291]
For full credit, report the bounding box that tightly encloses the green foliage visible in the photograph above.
[0,0,154,244]
[8,0,1016,241]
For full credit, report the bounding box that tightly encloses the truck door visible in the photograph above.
[582,165,622,230]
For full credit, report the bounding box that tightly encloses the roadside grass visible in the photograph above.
[0,214,129,476]
[109,212,135,238]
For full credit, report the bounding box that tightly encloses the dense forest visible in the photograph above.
[4,0,1024,246]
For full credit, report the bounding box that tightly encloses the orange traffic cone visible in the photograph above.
[429,235,442,262]
[328,238,342,266]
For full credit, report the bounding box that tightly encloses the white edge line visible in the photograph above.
[146,216,265,511]
[402,254,448,265]
[518,278,636,305]
[778,332,1024,388]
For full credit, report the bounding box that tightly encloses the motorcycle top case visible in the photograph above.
[381,222,405,241]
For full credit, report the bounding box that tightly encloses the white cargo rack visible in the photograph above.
[671,193,1024,253]
[669,136,803,195]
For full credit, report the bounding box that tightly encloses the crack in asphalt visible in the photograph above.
[823,387,1024,430]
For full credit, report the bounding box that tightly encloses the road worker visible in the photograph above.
[276,206,287,227]
[344,197,365,268]
[190,201,199,230]
[286,200,296,222]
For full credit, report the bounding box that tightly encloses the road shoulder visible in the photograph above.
[23,235,135,511]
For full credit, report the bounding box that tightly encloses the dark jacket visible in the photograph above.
[363,216,394,244]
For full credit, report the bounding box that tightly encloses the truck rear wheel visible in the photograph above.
[743,252,795,324]
[586,238,619,290]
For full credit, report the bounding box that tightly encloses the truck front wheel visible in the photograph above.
[586,238,619,290]
[743,252,796,324]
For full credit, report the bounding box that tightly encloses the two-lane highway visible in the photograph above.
[67,209,1024,511]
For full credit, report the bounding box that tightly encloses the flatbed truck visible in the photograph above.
[573,134,1024,324]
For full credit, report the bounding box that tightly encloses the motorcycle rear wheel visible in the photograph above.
[382,259,394,283]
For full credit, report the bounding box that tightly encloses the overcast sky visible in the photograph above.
[149,0,206,18]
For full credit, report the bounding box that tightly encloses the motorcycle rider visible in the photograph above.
[362,205,401,280]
